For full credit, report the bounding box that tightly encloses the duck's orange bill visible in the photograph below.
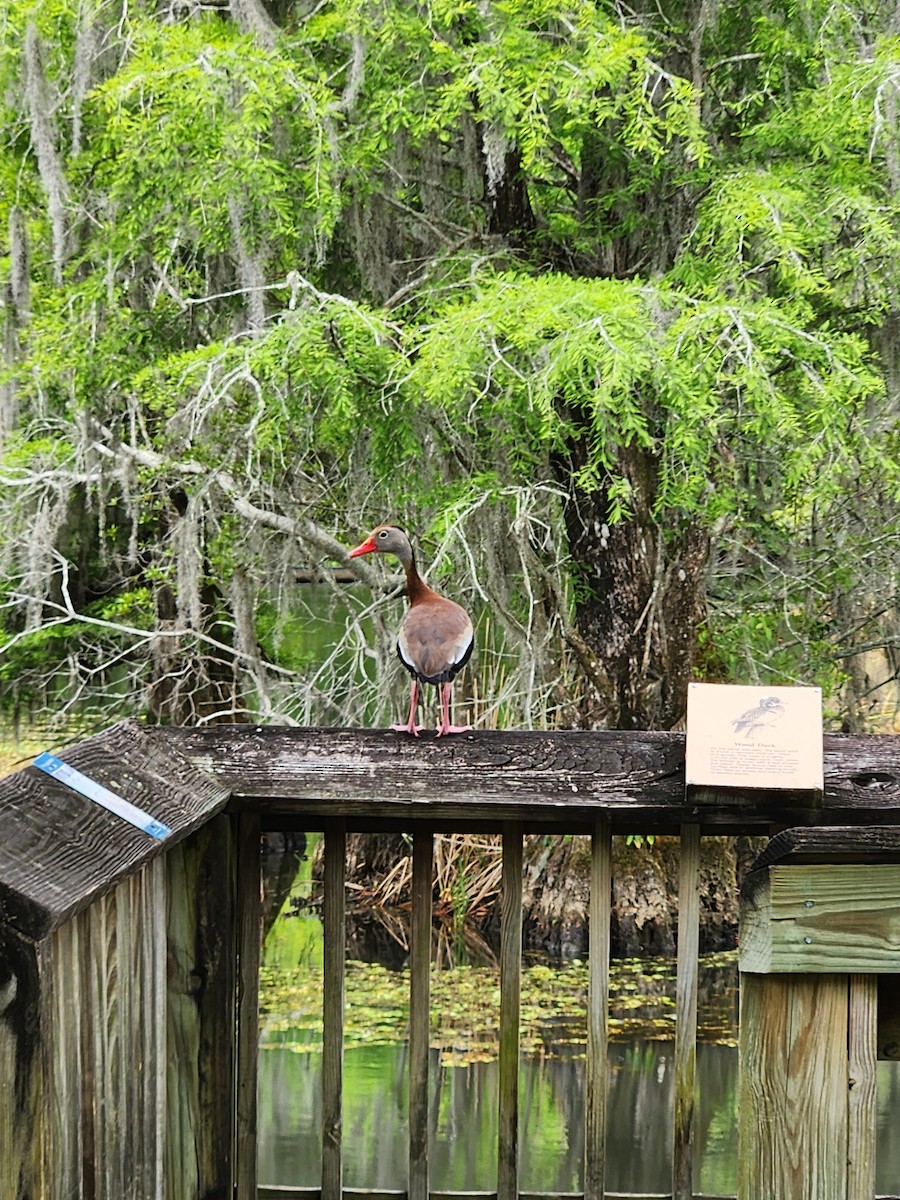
[348,537,376,557]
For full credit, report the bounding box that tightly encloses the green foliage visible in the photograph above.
[2,0,900,728]
[297,0,707,258]
[0,621,89,683]
[412,270,883,524]
[121,290,415,520]
[87,20,338,265]
[260,950,739,1059]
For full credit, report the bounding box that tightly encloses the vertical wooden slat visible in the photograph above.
[115,882,131,1200]
[498,822,523,1200]
[166,841,199,1200]
[40,914,83,1198]
[235,812,262,1200]
[585,818,611,1200]
[673,822,700,1200]
[143,857,167,1200]
[409,828,433,1200]
[78,912,96,1195]
[93,890,119,1197]
[739,973,849,1200]
[322,818,346,1200]
[167,819,237,1200]
[847,974,878,1200]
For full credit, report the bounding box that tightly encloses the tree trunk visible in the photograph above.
[554,437,709,730]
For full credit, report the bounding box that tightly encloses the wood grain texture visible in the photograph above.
[165,818,237,1200]
[322,820,346,1200]
[166,726,900,833]
[498,824,523,1200]
[0,925,41,1200]
[673,825,700,1200]
[878,974,900,1060]
[0,720,229,939]
[0,815,238,1200]
[847,975,877,1200]
[738,974,848,1200]
[40,858,169,1200]
[255,1187,742,1199]
[235,812,261,1200]
[585,817,611,1200]
[409,829,433,1200]
[753,824,900,867]
[741,863,900,974]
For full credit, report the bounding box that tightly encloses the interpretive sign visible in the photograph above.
[685,681,824,792]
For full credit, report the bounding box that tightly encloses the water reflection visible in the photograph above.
[259,1026,900,1193]
[259,1039,734,1191]
[259,853,900,1195]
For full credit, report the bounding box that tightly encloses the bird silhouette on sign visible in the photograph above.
[731,695,786,738]
[348,523,474,737]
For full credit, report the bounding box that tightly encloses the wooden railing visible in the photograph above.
[250,819,718,1200]
[167,726,900,1200]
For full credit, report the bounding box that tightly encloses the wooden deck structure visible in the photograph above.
[739,827,900,1200]
[1,720,899,1200]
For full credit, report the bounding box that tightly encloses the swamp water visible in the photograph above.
[259,854,900,1195]
[259,1037,741,1192]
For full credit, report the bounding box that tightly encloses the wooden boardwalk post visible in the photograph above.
[409,828,433,1200]
[322,818,346,1200]
[166,815,239,1200]
[673,823,700,1200]
[235,812,262,1200]
[739,828,900,1200]
[0,722,234,1200]
[498,822,523,1200]
[739,973,850,1200]
[846,975,877,1200]
[585,817,611,1200]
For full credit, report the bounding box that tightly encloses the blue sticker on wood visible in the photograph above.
[33,752,172,840]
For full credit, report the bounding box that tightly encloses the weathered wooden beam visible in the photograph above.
[584,817,611,1200]
[846,975,877,1200]
[498,824,523,1200]
[0,720,229,939]
[235,812,262,1200]
[408,829,433,1200]
[752,824,900,867]
[256,1187,743,1199]
[738,974,850,1200]
[322,819,346,1200]
[673,826,700,1200]
[166,727,900,833]
[741,863,900,974]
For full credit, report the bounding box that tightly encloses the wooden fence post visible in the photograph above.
[738,839,899,1200]
[322,818,346,1200]
[739,973,850,1200]
[585,817,611,1200]
[673,823,700,1200]
[409,828,433,1200]
[235,812,261,1200]
[498,822,523,1200]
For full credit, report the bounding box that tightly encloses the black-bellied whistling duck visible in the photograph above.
[348,524,474,736]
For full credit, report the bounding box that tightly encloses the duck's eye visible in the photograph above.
[378,530,388,538]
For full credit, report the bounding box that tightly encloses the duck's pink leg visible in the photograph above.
[435,681,471,736]
[391,679,426,735]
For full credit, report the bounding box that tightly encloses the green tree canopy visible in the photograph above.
[1,0,899,731]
